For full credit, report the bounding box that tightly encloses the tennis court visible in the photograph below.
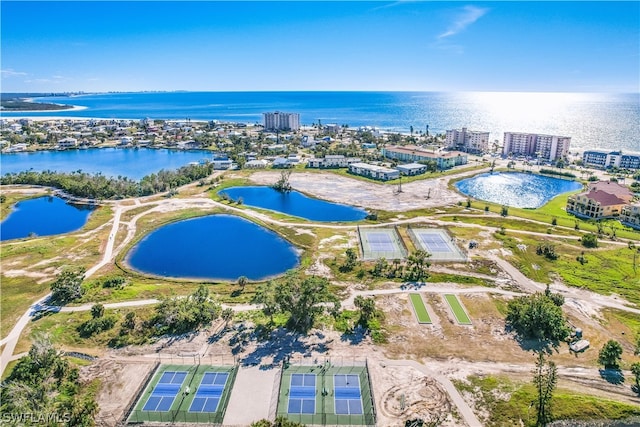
[142,371,187,412]
[128,364,237,424]
[409,293,432,324]
[334,374,363,415]
[358,227,407,261]
[189,372,229,413]
[276,362,376,425]
[443,294,472,325]
[288,373,317,415]
[408,228,467,262]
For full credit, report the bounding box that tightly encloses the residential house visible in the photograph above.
[566,181,634,220]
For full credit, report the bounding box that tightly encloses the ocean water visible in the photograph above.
[2,91,637,152]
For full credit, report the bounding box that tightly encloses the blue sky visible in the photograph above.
[1,1,638,93]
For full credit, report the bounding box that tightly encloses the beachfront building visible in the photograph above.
[349,162,400,181]
[445,127,490,154]
[263,112,300,131]
[566,181,634,220]
[58,137,78,148]
[307,155,361,168]
[620,203,640,230]
[582,150,640,170]
[382,145,468,170]
[502,132,571,161]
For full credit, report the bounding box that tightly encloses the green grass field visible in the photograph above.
[409,293,432,323]
[444,294,472,325]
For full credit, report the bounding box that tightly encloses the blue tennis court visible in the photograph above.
[142,371,188,412]
[334,374,363,415]
[408,228,468,262]
[189,372,229,413]
[287,373,316,415]
[367,233,396,252]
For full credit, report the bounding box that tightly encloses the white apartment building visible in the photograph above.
[445,127,490,153]
[502,132,571,161]
[263,112,300,131]
[582,150,640,170]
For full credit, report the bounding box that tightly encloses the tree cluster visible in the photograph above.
[536,243,559,260]
[0,163,214,200]
[1,337,99,426]
[50,268,86,305]
[505,292,569,342]
[367,251,431,282]
[149,285,221,335]
[253,273,339,332]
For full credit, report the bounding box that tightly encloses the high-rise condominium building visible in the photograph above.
[502,132,571,161]
[263,112,300,131]
[445,127,490,153]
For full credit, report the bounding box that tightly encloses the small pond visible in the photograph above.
[0,196,95,241]
[455,172,583,208]
[125,214,300,281]
[219,186,368,222]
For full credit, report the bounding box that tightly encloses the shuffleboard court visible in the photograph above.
[443,294,472,325]
[358,227,407,261]
[409,293,432,323]
[408,228,467,262]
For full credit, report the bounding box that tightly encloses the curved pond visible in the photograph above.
[125,214,299,281]
[0,196,95,241]
[219,186,368,222]
[455,172,583,208]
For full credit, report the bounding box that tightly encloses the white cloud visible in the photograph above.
[1,69,28,78]
[438,5,488,39]
[372,0,419,12]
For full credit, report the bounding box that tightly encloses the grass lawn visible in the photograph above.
[409,293,431,323]
[495,233,640,306]
[443,294,472,325]
[454,374,640,427]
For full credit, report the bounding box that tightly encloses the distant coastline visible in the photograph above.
[0,98,78,112]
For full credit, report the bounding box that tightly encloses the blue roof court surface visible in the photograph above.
[277,362,376,425]
[127,364,237,424]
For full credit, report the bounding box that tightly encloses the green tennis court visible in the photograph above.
[409,293,431,323]
[443,294,472,325]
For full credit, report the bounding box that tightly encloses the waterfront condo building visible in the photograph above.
[582,150,640,170]
[445,127,490,154]
[381,145,468,170]
[502,132,571,161]
[263,112,300,131]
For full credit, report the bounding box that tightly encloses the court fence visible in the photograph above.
[406,226,468,262]
[126,360,238,425]
[358,226,408,261]
[276,357,376,426]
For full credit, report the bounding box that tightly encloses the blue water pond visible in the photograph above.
[455,172,583,208]
[0,196,95,241]
[219,186,367,222]
[125,214,299,281]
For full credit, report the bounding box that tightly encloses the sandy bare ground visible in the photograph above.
[247,170,483,212]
